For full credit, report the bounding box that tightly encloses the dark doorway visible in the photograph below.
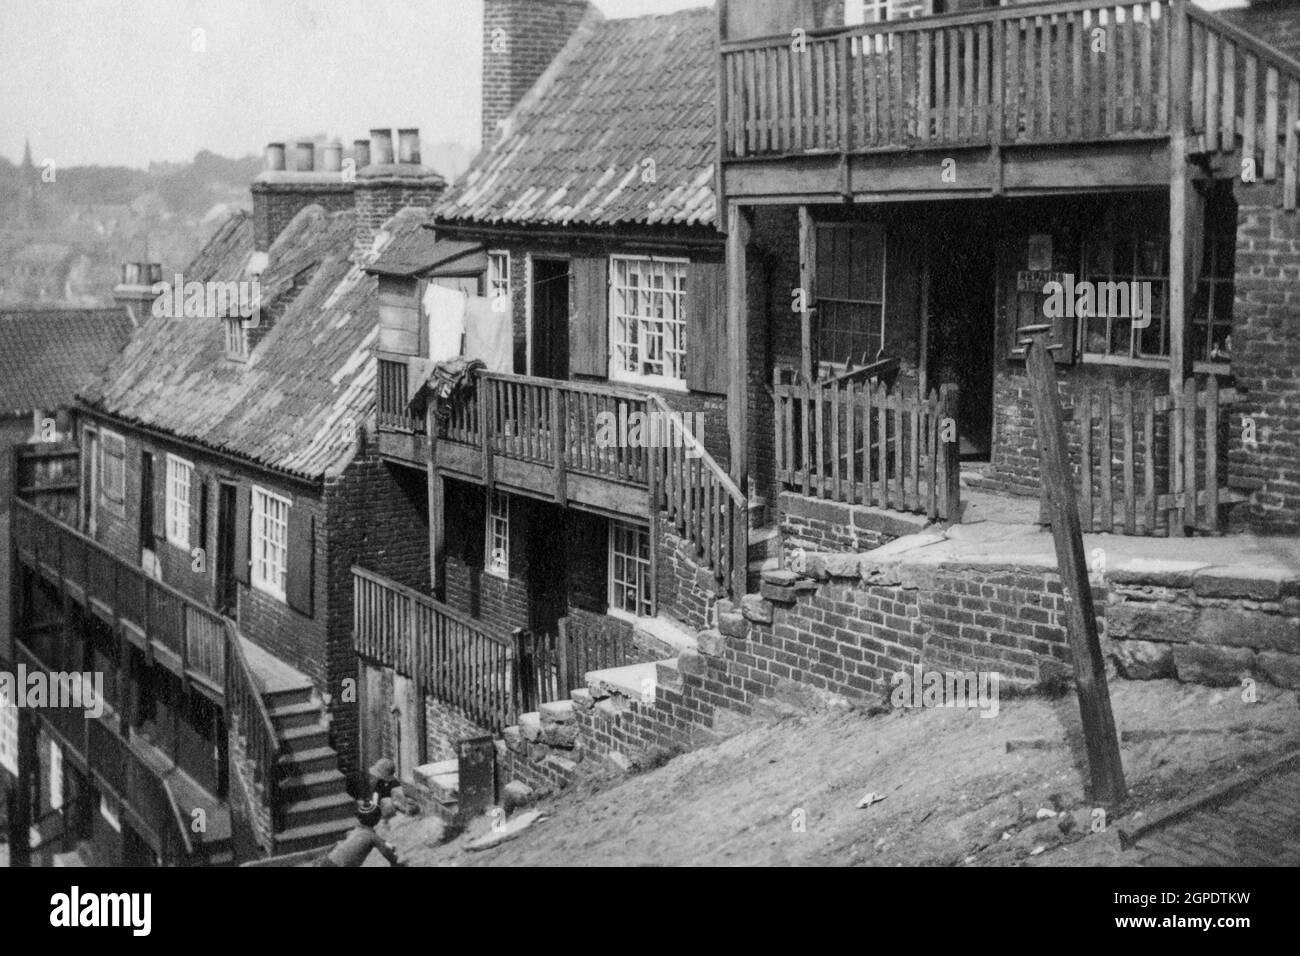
[215,482,238,615]
[926,215,997,460]
[138,452,154,551]
[530,258,570,380]
[525,501,567,638]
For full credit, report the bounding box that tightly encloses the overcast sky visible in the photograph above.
[0,0,1250,169]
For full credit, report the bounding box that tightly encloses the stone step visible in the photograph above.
[282,792,356,830]
[279,768,349,802]
[269,700,326,732]
[276,746,340,777]
[274,818,355,856]
[280,723,331,754]
[587,661,661,700]
[414,760,459,805]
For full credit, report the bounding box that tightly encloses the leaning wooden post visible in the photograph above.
[1018,324,1127,808]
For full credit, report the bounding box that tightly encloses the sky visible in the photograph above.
[0,0,1251,169]
[0,0,708,169]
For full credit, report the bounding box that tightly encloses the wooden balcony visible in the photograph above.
[720,0,1300,206]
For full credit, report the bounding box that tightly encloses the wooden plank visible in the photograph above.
[1205,375,1220,532]
[1099,385,1113,533]
[861,385,872,507]
[814,380,826,497]
[949,27,960,143]
[1071,13,1083,138]
[876,382,888,510]
[1206,31,1220,152]
[893,33,905,145]
[1244,53,1258,165]
[908,386,920,512]
[1105,13,1118,136]
[801,381,811,497]
[1144,388,1157,534]
[1140,4,1153,131]
[845,380,857,504]
[1265,66,1279,181]
[1191,22,1206,135]
[1222,40,1236,147]
[893,383,904,509]
[992,19,1006,145]
[936,27,947,142]
[1009,17,1022,140]
[1157,3,1170,131]
[1287,79,1299,211]
[798,206,815,384]
[1023,328,1127,808]
[726,204,750,496]
[831,382,841,501]
[1080,387,1094,532]
[1088,9,1102,137]
[1169,0,1194,397]
[1123,385,1136,535]
[964,24,976,142]
[1183,376,1198,534]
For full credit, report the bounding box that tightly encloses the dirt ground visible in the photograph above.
[380,677,1300,867]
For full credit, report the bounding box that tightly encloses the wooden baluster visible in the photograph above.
[1206,30,1220,152]
[860,384,872,507]
[1264,66,1279,181]
[908,385,921,512]
[876,382,888,510]
[919,29,932,146]
[1100,386,1114,533]
[935,28,947,142]
[1244,53,1258,168]
[1123,385,1136,535]
[1183,376,1198,533]
[844,380,856,504]
[1287,79,1299,210]
[1009,16,1023,140]
[892,383,904,510]
[831,383,841,501]
[1081,388,1094,532]
[1191,21,1206,137]
[1222,39,1235,148]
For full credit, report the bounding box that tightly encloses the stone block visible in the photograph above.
[1109,639,1176,681]
[761,568,801,587]
[503,725,526,753]
[519,712,543,741]
[718,608,747,639]
[697,628,729,657]
[1172,643,1256,687]
[677,648,707,676]
[1105,603,1196,643]
[1192,565,1299,601]
[539,699,575,724]
[1257,651,1300,690]
[570,688,595,711]
[760,581,798,603]
[1195,607,1298,652]
[542,722,578,748]
[740,594,773,624]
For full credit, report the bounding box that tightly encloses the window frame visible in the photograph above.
[488,250,511,312]
[165,453,193,549]
[814,221,889,372]
[608,254,690,391]
[607,519,652,620]
[99,429,126,517]
[485,490,510,579]
[49,740,63,811]
[251,485,291,602]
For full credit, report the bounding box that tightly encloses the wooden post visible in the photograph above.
[918,255,931,397]
[9,707,37,866]
[1020,324,1127,808]
[727,203,752,499]
[797,206,816,385]
[427,406,444,599]
[1168,0,1198,397]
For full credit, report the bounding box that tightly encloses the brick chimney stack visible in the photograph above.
[353,127,446,262]
[481,0,597,148]
[113,262,162,324]
[251,138,355,253]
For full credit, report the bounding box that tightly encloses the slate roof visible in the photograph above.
[79,206,398,481]
[435,7,717,230]
[0,307,135,418]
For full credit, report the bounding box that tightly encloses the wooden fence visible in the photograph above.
[515,615,641,713]
[1065,376,1235,535]
[376,357,424,434]
[773,371,962,520]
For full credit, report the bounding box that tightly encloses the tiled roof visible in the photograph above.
[367,212,484,277]
[436,7,717,230]
[79,206,393,481]
[0,307,135,418]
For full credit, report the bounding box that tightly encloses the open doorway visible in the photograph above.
[926,215,997,460]
[530,258,570,380]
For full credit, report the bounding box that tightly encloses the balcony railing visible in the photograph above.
[377,356,425,434]
[721,0,1300,207]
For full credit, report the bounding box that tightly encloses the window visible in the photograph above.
[1192,184,1237,365]
[251,487,290,600]
[488,251,511,310]
[99,429,125,516]
[49,741,63,811]
[486,491,509,578]
[0,702,16,777]
[815,223,887,368]
[845,0,890,24]
[608,520,652,618]
[225,317,249,361]
[1079,198,1170,362]
[609,256,688,387]
[165,454,193,549]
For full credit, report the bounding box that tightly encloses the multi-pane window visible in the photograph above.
[251,487,290,600]
[845,0,890,24]
[486,491,509,578]
[1079,198,1170,362]
[225,317,249,361]
[488,251,511,310]
[1192,185,1237,365]
[608,520,652,618]
[165,454,193,548]
[609,256,688,386]
[99,430,126,515]
[0,702,17,776]
[815,223,887,369]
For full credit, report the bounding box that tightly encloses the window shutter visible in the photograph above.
[570,256,607,378]
[233,484,251,585]
[152,454,167,541]
[686,260,729,395]
[286,506,314,616]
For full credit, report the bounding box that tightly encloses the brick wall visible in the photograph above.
[1228,181,1300,534]
[481,0,593,148]
[353,179,444,262]
[251,182,354,253]
[423,697,489,763]
[655,527,722,632]
[777,491,926,554]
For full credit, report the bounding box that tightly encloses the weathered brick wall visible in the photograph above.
[1228,181,1300,534]
[354,180,443,261]
[481,0,594,147]
[655,527,723,632]
[778,491,926,554]
[251,182,354,253]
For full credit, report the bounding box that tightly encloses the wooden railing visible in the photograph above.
[723,0,1176,158]
[773,372,962,520]
[645,395,750,600]
[10,498,227,691]
[442,370,651,486]
[377,356,425,434]
[1065,376,1235,535]
[224,626,283,832]
[509,616,645,714]
[1186,5,1300,209]
[353,566,515,732]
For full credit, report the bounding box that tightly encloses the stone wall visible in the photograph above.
[778,491,929,555]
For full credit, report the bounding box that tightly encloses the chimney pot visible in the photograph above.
[322,141,343,173]
[397,128,421,165]
[296,140,316,172]
[265,142,286,171]
[370,128,394,166]
[122,263,138,285]
[353,139,371,170]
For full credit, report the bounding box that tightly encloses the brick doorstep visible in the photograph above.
[1117,747,1300,850]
